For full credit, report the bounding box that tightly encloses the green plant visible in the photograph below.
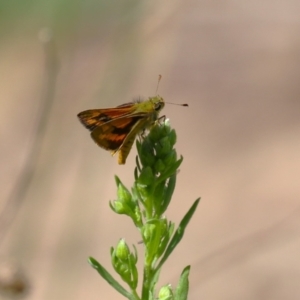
[88,120,200,300]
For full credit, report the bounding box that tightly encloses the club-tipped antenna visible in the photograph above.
[155,74,162,95]
[165,102,189,107]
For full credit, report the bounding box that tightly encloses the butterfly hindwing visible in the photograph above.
[90,115,145,153]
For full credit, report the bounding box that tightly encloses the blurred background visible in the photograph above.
[0,0,300,299]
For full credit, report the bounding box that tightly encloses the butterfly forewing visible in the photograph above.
[77,106,136,131]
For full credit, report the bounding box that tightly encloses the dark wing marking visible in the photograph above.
[90,116,144,151]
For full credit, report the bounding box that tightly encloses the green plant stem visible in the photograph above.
[141,264,152,299]
[131,288,141,300]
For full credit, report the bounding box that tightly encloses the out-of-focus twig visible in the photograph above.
[0,28,59,245]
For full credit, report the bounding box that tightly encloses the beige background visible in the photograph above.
[0,0,300,299]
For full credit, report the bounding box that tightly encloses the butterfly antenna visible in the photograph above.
[155,74,162,95]
[166,102,189,107]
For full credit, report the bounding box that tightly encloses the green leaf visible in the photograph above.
[168,129,177,147]
[152,181,166,214]
[155,136,171,157]
[139,138,156,167]
[138,166,155,185]
[154,159,166,173]
[116,178,132,203]
[114,175,122,186]
[88,257,134,300]
[157,156,183,184]
[156,198,200,271]
[175,266,190,300]
[159,174,176,215]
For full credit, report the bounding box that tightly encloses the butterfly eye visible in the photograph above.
[154,102,163,111]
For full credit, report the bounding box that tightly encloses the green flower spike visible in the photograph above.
[89,120,200,300]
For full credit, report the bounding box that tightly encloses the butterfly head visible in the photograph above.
[150,95,165,113]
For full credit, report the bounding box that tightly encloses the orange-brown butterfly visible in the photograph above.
[77,77,187,164]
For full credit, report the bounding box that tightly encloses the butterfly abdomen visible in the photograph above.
[118,135,136,164]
